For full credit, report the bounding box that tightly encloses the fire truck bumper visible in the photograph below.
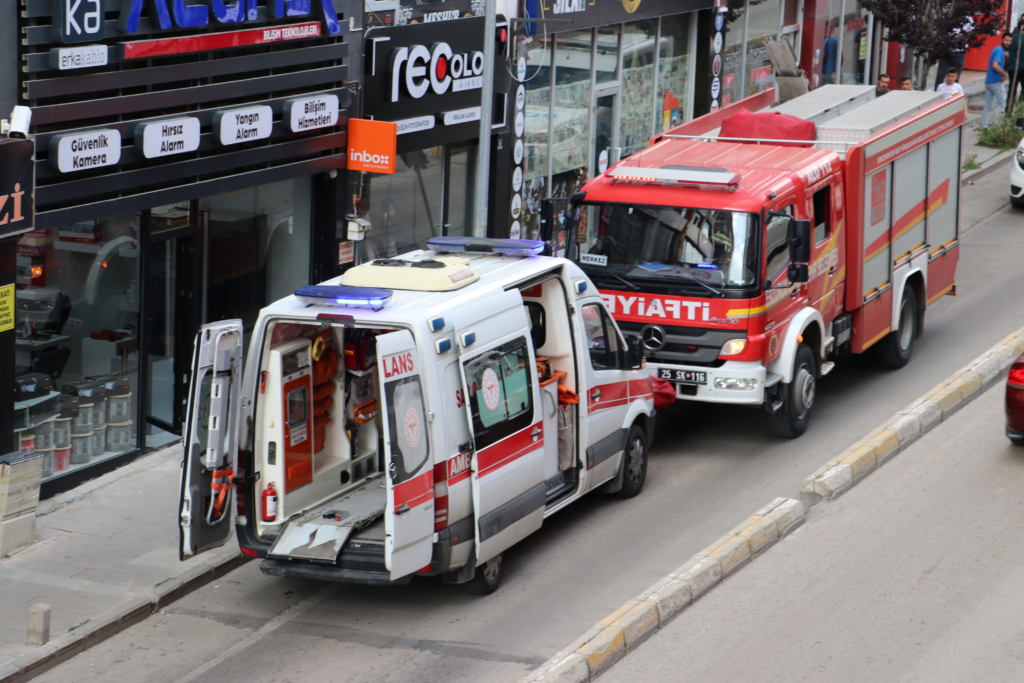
[651,361,766,405]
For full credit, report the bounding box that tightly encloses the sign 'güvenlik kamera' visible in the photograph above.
[0,139,35,239]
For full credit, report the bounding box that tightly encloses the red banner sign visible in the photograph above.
[121,22,322,60]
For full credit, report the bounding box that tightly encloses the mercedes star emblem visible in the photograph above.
[640,325,666,351]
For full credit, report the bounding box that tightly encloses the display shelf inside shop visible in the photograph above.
[13,390,61,433]
[46,448,136,480]
[54,241,103,253]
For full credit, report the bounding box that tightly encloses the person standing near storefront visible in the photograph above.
[937,68,965,99]
[981,33,1013,129]
[822,25,838,85]
[1006,19,1024,112]
[874,74,891,97]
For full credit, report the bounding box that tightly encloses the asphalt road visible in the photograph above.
[36,166,1024,683]
[601,368,1024,683]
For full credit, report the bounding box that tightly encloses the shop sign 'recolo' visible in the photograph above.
[389,43,485,103]
[111,0,341,39]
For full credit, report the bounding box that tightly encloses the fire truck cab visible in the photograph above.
[178,237,654,594]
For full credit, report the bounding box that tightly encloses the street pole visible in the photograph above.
[473,1,498,237]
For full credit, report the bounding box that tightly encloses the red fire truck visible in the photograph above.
[566,85,965,437]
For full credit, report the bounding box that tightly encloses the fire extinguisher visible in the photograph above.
[261,483,278,522]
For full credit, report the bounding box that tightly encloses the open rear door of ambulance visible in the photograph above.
[179,320,244,560]
[377,329,435,581]
[458,327,547,567]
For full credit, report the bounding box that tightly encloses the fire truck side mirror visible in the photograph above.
[787,262,809,283]
[788,219,812,264]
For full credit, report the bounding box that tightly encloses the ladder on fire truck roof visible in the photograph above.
[660,87,946,158]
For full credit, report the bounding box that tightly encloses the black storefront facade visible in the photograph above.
[11,0,359,496]
[351,14,512,260]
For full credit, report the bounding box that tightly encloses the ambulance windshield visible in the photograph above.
[575,203,759,290]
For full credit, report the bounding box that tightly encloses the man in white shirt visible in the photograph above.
[937,67,965,99]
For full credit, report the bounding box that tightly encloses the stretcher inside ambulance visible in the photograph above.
[178,237,655,593]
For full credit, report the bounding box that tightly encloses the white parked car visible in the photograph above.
[1012,119,1024,209]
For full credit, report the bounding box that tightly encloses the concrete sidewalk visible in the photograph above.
[959,69,1017,180]
[0,444,245,683]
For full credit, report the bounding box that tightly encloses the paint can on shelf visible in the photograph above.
[108,391,132,421]
[90,426,107,457]
[70,430,92,465]
[73,402,94,433]
[35,417,56,451]
[39,446,55,478]
[19,433,35,453]
[53,447,71,472]
[53,416,72,448]
[106,421,133,451]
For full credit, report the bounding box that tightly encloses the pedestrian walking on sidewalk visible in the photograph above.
[981,33,1013,129]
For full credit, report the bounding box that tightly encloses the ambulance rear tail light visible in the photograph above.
[606,165,741,190]
[295,285,392,310]
[427,236,545,256]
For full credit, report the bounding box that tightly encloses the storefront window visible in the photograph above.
[658,14,691,132]
[360,147,444,257]
[550,29,593,236]
[840,3,870,84]
[15,212,142,480]
[595,26,620,85]
[721,9,747,107]
[743,0,780,97]
[201,178,312,336]
[620,20,657,158]
[446,143,478,238]
[821,0,843,86]
[523,33,553,240]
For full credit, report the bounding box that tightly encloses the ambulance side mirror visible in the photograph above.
[788,218,812,264]
[626,334,644,369]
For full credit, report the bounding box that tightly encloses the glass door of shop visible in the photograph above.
[141,201,201,445]
[593,90,620,174]
[441,143,478,238]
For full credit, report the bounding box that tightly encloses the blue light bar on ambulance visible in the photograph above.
[607,165,741,189]
[295,285,393,309]
[428,236,545,256]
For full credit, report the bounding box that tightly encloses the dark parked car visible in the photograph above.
[1006,353,1024,445]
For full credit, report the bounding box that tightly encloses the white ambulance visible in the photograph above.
[178,237,656,594]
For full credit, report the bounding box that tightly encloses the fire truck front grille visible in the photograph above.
[618,322,742,366]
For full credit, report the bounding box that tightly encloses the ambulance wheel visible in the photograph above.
[615,424,648,498]
[876,286,917,369]
[465,554,503,595]
[769,344,816,439]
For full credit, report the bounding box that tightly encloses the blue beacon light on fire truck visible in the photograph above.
[294,286,393,309]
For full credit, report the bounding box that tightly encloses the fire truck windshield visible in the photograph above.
[575,203,759,290]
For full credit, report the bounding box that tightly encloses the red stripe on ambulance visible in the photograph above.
[477,421,544,477]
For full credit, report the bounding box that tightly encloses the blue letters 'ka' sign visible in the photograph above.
[53,0,105,44]
[114,0,342,38]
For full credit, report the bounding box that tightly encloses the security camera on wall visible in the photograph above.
[2,106,32,138]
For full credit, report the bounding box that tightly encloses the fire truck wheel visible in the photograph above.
[876,286,917,369]
[769,344,816,438]
[615,424,649,498]
[465,554,503,595]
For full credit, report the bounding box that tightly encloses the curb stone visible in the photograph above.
[521,326,1024,683]
[0,552,249,683]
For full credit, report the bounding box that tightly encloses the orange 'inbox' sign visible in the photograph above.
[347,119,397,174]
